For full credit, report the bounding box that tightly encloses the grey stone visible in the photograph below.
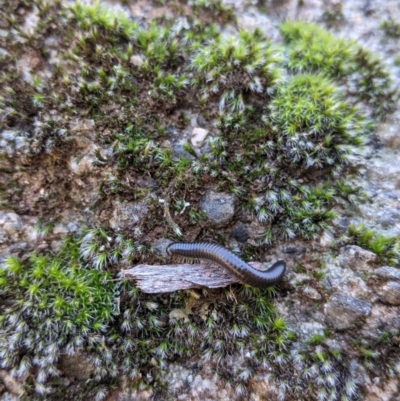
[110,199,150,231]
[379,214,395,228]
[280,244,306,255]
[53,224,70,235]
[376,281,400,306]
[338,245,377,272]
[324,295,372,330]
[171,143,196,161]
[287,272,312,289]
[7,243,28,254]
[0,369,22,396]
[374,266,400,281]
[320,230,335,247]
[364,305,400,336]
[321,259,374,300]
[69,119,95,149]
[130,54,143,68]
[155,363,233,400]
[58,353,95,381]
[136,177,158,190]
[66,221,80,233]
[302,286,322,300]
[230,223,250,243]
[199,191,236,227]
[153,238,173,257]
[196,114,207,127]
[298,322,326,337]
[0,212,23,237]
[386,191,400,200]
[166,125,177,136]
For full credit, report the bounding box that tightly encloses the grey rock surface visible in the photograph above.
[230,223,250,243]
[0,130,29,156]
[171,142,196,161]
[57,354,95,381]
[0,212,23,240]
[196,114,207,128]
[109,198,150,231]
[374,266,400,281]
[364,379,400,401]
[324,295,372,330]
[375,281,400,306]
[322,257,374,300]
[199,191,236,227]
[338,245,377,272]
[69,119,95,148]
[153,238,173,257]
[191,127,209,148]
[364,304,400,336]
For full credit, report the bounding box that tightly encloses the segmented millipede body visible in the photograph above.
[167,242,286,288]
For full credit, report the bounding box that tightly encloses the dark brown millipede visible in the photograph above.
[167,242,286,288]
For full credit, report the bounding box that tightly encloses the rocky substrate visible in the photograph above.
[1,0,400,400]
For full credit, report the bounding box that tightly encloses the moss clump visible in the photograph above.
[0,238,118,394]
[348,223,400,266]
[280,21,397,119]
[268,74,367,169]
[351,48,398,118]
[279,184,339,239]
[187,0,236,23]
[280,21,354,77]
[190,73,368,239]
[380,18,400,38]
[71,0,138,36]
[259,340,360,401]
[0,232,295,397]
[190,28,282,112]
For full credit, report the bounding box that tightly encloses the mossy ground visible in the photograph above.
[0,0,398,399]
[348,223,400,266]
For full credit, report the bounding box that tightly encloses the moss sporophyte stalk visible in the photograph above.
[0,0,398,399]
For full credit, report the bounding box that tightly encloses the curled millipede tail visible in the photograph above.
[167,242,286,288]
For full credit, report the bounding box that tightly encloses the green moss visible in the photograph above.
[1,230,293,396]
[280,21,397,119]
[190,28,282,112]
[280,21,355,77]
[0,3,385,244]
[320,4,345,28]
[70,1,138,37]
[348,223,400,266]
[380,18,400,38]
[268,73,368,168]
[307,333,325,345]
[187,0,236,23]
[0,238,118,393]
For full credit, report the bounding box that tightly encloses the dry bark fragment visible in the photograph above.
[122,261,265,293]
